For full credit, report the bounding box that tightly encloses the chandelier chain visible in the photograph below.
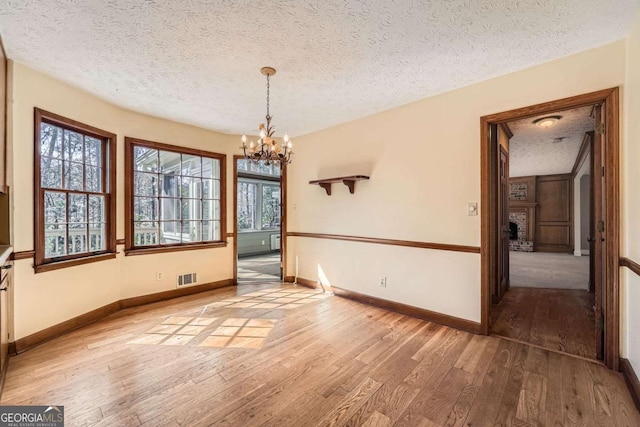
[266,74,270,118]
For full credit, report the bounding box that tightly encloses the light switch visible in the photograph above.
[468,202,478,216]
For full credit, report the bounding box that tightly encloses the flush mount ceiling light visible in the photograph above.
[241,67,293,165]
[533,115,562,128]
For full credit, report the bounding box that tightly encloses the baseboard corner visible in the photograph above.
[620,358,640,412]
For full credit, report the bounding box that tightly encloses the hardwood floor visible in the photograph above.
[2,283,637,426]
[492,287,596,359]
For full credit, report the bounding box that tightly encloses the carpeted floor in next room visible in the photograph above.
[510,251,589,289]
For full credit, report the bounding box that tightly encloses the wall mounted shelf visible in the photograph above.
[309,175,370,195]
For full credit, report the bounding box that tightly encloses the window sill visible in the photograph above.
[34,252,117,274]
[124,241,228,256]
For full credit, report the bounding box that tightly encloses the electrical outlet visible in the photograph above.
[156,272,163,281]
[379,276,387,287]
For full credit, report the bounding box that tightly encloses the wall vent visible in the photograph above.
[177,273,197,287]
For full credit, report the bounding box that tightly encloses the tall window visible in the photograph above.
[34,109,117,273]
[237,159,281,232]
[125,138,226,254]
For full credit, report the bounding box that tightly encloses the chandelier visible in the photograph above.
[241,67,293,164]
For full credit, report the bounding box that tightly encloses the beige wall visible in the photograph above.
[287,40,626,323]
[9,62,238,340]
[623,11,640,373]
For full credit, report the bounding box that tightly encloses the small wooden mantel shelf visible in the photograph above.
[309,175,370,195]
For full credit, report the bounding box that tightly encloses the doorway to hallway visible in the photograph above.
[480,88,620,369]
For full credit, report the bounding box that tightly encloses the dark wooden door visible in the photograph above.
[535,174,573,253]
[497,146,510,300]
[591,106,605,360]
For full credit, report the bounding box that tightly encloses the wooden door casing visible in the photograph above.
[592,105,605,360]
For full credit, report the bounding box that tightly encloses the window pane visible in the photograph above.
[88,195,105,223]
[180,176,199,198]
[134,172,158,196]
[246,160,280,177]
[160,222,181,244]
[181,154,201,177]
[262,185,281,229]
[237,159,248,172]
[160,174,179,197]
[69,194,87,223]
[212,179,220,199]
[213,220,221,240]
[68,223,87,254]
[181,199,201,221]
[181,221,202,243]
[89,223,106,251]
[256,161,271,175]
[64,161,84,191]
[86,166,102,192]
[160,198,180,221]
[134,221,158,246]
[44,224,66,258]
[44,191,66,224]
[40,123,63,159]
[85,136,101,166]
[202,157,220,179]
[203,199,215,220]
[203,220,220,241]
[159,150,181,174]
[237,182,256,230]
[134,197,158,221]
[135,146,158,172]
[201,179,213,199]
[65,130,84,162]
[41,157,63,189]
[201,179,220,200]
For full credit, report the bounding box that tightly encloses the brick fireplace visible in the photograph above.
[509,210,533,251]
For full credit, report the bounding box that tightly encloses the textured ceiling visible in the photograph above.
[0,1,638,137]
[508,105,594,177]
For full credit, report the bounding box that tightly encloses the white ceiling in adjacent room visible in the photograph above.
[0,1,637,136]
[508,106,595,177]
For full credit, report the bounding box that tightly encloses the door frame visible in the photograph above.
[232,155,287,284]
[480,87,620,370]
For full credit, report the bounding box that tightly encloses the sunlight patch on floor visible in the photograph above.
[208,287,331,310]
